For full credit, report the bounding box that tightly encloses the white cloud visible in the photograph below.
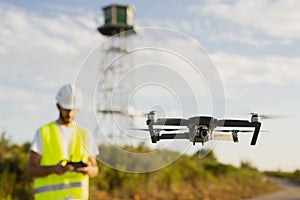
[0,4,100,54]
[0,85,33,101]
[211,53,300,85]
[0,2,104,96]
[188,0,300,42]
[0,46,7,55]
[0,3,104,143]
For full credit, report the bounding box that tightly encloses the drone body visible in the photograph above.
[145,112,262,145]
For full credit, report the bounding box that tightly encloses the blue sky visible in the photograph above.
[1,0,300,171]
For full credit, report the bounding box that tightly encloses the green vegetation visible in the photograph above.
[265,169,300,183]
[90,147,277,200]
[0,133,33,200]
[0,132,278,200]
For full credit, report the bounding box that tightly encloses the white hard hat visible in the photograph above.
[56,84,83,110]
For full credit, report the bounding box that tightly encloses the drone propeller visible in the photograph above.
[214,129,268,133]
[123,109,161,119]
[214,129,253,133]
[128,110,162,118]
[129,128,185,132]
[250,112,289,119]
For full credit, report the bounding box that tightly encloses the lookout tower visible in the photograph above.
[96,4,136,143]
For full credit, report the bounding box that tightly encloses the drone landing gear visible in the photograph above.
[232,130,239,143]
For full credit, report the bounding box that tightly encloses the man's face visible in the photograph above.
[57,104,77,124]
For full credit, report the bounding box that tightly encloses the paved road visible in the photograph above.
[246,177,300,200]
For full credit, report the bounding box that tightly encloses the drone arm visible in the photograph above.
[217,119,252,127]
[158,132,190,140]
[250,122,261,145]
[147,120,157,143]
[218,119,262,145]
[147,118,189,143]
[146,118,188,126]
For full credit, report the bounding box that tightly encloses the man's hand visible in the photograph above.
[73,157,99,178]
[27,151,77,177]
[74,161,90,175]
[54,160,75,175]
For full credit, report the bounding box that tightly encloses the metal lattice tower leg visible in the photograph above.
[96,32,135,144]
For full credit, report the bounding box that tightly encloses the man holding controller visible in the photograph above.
[27,84,99,200]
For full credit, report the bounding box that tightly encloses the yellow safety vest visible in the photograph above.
[34,122,89,200]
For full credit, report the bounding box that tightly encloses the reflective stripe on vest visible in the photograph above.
[34,182,83,194]
[34,122,89,200]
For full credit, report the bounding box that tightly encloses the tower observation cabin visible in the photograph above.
[97,4,136,36]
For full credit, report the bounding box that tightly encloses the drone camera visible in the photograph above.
[194,126,209,138]
[201,130,209,138]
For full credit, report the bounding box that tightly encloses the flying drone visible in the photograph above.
[141,111,266,146]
